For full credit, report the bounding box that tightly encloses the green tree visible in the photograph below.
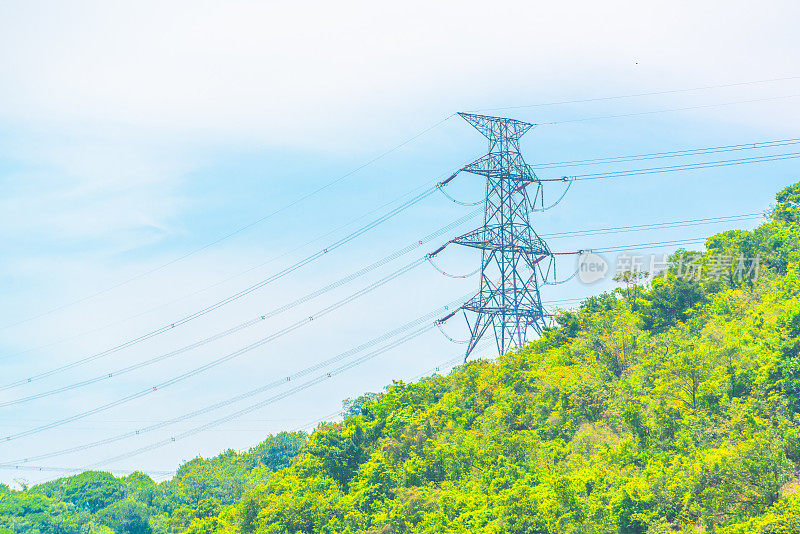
[95,499,151,534]
[60,471,123,514]
[640,273,707,333]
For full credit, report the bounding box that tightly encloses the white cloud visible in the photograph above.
[0,134,189,250]
[0,0,798,149]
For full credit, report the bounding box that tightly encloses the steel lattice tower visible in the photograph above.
[440,112,554,361]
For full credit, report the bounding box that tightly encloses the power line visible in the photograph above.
[0,114,780,452]
[0,417,307,424]
[568,151,800,181]
[6,93,790,479]
[0,210,481,407]
[2,207,763,403]
[0,424,300,433]
[11,345,491,484]
[4,86,796,332]
[10,296,578,464]
[4,186,764,369]
[9,210,756,407]
[3,135,786,371]
[0,464,175,477]
[82,324,444,470]
[533,138,800,169]
[20,343,496,484]
[0,183,443,392]
[7,135,777,367]
[0,115,456,332]
[0,176,445,364]
[1,297,603,479]
[593,237,708,253]
[540,213,763,239]
[2,258,429,442]
[469,75,800,112]
[9,296,468,463]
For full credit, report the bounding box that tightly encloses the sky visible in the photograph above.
[1,0,799,486]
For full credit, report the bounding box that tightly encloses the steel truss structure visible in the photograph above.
[435,112,557,361]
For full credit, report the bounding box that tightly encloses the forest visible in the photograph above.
[4,180,800,533]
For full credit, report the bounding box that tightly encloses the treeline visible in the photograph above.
[0,431,305,533]
[5,182,800,532]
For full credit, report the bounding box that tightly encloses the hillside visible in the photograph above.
[5,181,800,533]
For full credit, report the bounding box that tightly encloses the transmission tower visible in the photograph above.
[435,112,558,361]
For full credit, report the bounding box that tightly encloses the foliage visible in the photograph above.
[341,392,383,418]
[0,432,304,533]
[95,499,152,534]
[6,181,800,532]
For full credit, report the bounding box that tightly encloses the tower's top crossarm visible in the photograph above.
[458,112,535,144]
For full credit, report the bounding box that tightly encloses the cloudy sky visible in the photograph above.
[1,0,799,485]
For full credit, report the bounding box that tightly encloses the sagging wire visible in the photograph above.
[426,255,480,279]
[545,267,579,285]
[436,183,483,206]
[434,307,469,344]
[440,168,570,213]
[532,177,573,212]
[436,321,470,344]
[544,249,585,286]
[425,241,480,279]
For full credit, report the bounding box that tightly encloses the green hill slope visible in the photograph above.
[6,181,800,533]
